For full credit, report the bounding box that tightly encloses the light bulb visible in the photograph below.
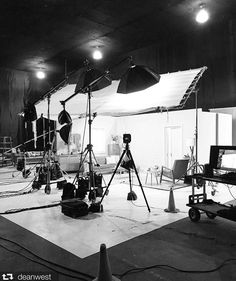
[36,71,46,79]
[92,49,103,60]
[196,7,209,24]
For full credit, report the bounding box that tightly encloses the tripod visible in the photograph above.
[100,142,151,212]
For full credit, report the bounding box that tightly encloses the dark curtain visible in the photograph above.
[0,68,53,148]
[0,68,30,146]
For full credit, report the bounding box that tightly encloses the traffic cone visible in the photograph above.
[164,187,179,213]
[93,244,121,281]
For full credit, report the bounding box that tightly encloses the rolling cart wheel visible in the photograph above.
[188,208,201,222]
[206,212,216,219]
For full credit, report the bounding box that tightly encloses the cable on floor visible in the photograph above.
[0,202,61,215]
[0,175,35,198]
[114,258,236,279]
[0,236,95,280]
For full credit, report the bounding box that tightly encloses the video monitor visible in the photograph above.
[209,146,236,172]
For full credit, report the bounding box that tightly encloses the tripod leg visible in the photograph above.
[127,169,137,200]
[100,149,127,204]
[127,150,151,212]
[45,151,51,194]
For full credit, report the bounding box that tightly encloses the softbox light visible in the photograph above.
[59,123,72,144]
[117,65,160,94]
[74,68,111,94]
[58,109,72,125]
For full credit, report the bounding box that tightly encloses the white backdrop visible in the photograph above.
[35,67,206,119]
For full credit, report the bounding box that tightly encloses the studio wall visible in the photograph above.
[114,109,231,171]
[54,108,232,172]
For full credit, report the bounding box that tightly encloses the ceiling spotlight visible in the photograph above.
[92,49,103,60]
[36,70,46,79]
[195,4,209,24]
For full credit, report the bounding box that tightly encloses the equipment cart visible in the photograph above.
[187,174,236,222]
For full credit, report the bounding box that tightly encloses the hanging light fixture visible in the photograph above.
[117,57,160,94]
[92,48,103,60]
[36,70,46,79]
[195,4,209,24]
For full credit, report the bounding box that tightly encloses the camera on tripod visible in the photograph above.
[123,133,131,144]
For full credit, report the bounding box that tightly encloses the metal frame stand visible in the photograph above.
[100,143,151,212]
[44,94,53,194]
[186,89,204,176]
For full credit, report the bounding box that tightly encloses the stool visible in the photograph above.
[145,166,159,185]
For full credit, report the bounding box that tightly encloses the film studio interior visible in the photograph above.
[0,1,236,281]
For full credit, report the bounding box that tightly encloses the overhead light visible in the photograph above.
[36,70,46,79]
[117,58,160,94]
[195,4,209,24]
[92,49,103,60]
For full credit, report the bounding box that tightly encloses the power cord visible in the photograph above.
[0,202,61,215]
[0,173,36,198]
[0,236,94,280]
[114,258,236,279]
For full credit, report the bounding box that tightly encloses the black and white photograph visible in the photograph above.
[0,1,236,280]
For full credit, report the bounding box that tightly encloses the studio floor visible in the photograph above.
[0,165,236,281]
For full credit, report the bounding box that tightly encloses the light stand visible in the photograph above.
[73,86,98,197]
[38,93,61,194]
[186,89,204,175]
[44,94,52,194]
[100,138,151,212]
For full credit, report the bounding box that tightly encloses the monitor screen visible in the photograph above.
[209,146,236,172]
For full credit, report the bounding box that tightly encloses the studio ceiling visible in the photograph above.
[0,0,235,81]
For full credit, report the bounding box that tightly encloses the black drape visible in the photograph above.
[0,68,30,146]
[0,68,52,148]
